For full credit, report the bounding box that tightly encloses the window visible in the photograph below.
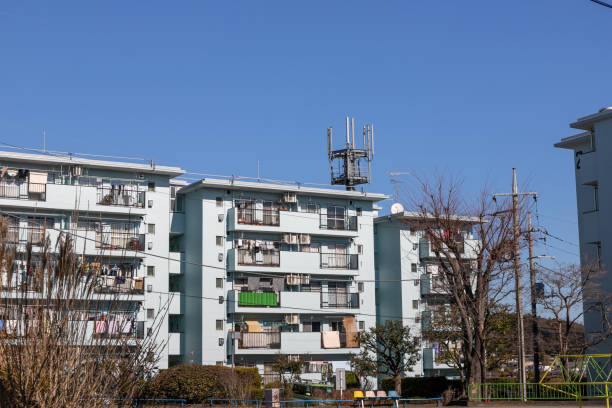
[413,243,418,251]
[326,206,346,229]
[147,266,155,277]
[358,282,364,292]
[147,241,153,250]
[148,200,153,208]
[412,300,419,309]
[411,263,417,273]
[147,182,155,192]
[216,278,223,288]
[216,236,223,246]
[216,320,223,330]
[147,309,155,319]
[306,202,320,214]
[303,321,321,332]
[216,197,223,207]
[356,207,362,216]
[414,279,420,286]
[357,244,363,255]
[147,327,153,337]
[148,224,155,234]
[359,321,365,330]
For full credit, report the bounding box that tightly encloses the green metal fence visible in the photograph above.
[469,382,611,402]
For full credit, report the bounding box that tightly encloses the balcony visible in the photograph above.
[169,252,184,274]
[95,232,145,251]
[320,253,358,270]
[227,249,359,276]
[320,214,357,232]
[94,276,145,295]
[96,186,145,208]
[236,208,280,227]
[5,226,48,246]
[321,292,359,309]
[236,248,280,267]
[91,320,145,339]
[227,208,359,237]
[237,291,279,307]
[238,332,281,349]
[420,276,448,296]
[0,181,46,201]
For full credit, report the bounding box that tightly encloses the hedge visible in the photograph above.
[138,365,263,403]
[380,376,461,398]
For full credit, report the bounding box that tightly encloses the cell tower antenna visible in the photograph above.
[327,116,374,191]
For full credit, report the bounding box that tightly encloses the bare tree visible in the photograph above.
[538,262,611,367]
[0,217,167,408]
[403,175,519,393]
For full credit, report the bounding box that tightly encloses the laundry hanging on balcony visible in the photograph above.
[28,172,47,193]
[322,331,341,348]
[343,317,359,348]
[245,320,262,332]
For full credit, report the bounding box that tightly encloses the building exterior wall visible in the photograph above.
[0,151,184,370]
[374,214,478,378]
[555,108,612,354]
[176,180,385,385]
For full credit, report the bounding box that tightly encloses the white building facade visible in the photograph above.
[170,179,386,384]
[555,107,612,354]
[0,150,185,370]
[374,212,479,378]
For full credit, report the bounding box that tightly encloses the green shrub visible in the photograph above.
[346,371,360,388]
[380,376,461,398]
[138,365,262,404]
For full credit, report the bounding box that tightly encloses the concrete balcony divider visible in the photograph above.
[168,252,184,274]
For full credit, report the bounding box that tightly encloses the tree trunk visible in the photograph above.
[394,374,402,396]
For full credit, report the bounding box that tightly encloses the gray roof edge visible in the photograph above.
[554,131,592,150]
[375,211,482,224]
[570,108,612,130]
[179,178,388,201]
[0,151,185,177]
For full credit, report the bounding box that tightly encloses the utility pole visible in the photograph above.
[527,212,540,382]
[494,168,537,401]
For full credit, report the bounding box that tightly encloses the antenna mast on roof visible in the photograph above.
[327,116,374,191]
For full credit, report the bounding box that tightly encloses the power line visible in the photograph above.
[589,0,612,8]
[539,229,579,247]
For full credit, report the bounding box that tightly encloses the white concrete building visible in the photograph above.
[170,178,386,384]
[554,107,612,354]
[0,150,185,369]
[374,212,479,378]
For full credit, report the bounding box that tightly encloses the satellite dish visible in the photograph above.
[391,202,404,214]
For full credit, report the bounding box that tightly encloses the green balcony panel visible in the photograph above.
[238,292,278,307]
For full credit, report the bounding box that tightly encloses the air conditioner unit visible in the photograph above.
[146,284,153,292]
[71,166,82,177]
[283,233,297,245]
[137,173,145,180]
[284,314,299,325]
[283,192,297,203]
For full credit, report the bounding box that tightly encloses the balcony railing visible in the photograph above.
[0,182,46,201]
[319,215,357,231]
[237,291,279,307]
[5,226,47,246]
[420,276,448,295]
[97,186,145,208]
[95,276,145,295]
[320,253,358,270]
[236,208,280,226]
[321,292,359,309]
[321,330,359,348]
[237,248,280,267]
[238,332,281,349]
[95,232,145,251]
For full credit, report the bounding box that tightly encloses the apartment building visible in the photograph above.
[170,178,386,384]
[0,150,184,369]
[374,212,479,378]
[554,107,612,354]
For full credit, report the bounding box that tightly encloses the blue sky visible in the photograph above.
[1,1,611,267]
